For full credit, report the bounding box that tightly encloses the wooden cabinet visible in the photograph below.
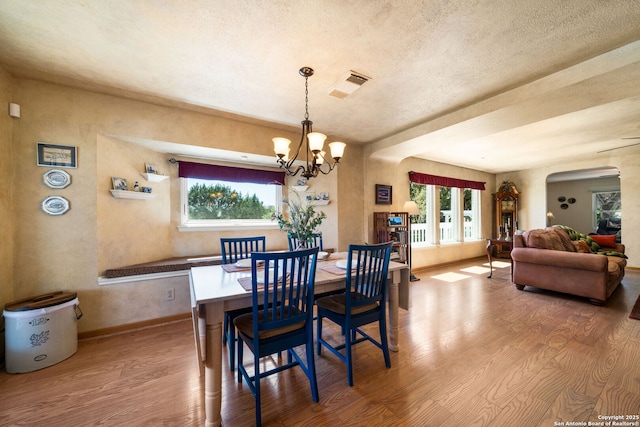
[373,212,410,264]
[493,181,519,239]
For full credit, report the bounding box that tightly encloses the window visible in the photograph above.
[464,189,481,240]
[440,186,456,243]
[409,179,482,245]
[593,190,621,224]
[178,161,284,230]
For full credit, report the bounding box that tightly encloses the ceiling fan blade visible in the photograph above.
[597,141,640,153]
[621,136,640,139]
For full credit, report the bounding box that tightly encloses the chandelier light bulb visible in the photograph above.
[307,132,326,153]
[273,137,291,158]
[329,141,346,160]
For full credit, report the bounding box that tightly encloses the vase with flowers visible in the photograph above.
[273,192,326,249]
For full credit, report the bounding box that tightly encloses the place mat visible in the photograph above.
[238,276,261,292]
[319,263,349,276]
[222,263,251,273]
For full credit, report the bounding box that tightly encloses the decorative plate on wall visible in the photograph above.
[568,197,576,204]
[557,196,566,202]
[43,169,71,189]
[42,196,70,215]
[560,203,569,209]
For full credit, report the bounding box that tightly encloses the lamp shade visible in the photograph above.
[273,137,291,157]
[403,200,420,215]
[307,132,326,152]
[328,141,346,160]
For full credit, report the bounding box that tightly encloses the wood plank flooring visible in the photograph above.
[1,257,639,426]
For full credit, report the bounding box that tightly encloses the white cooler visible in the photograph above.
[3,291,82,373]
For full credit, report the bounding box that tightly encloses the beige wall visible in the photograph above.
[5,71,638,337]
[3,76,363,333]
[363,156,496,270]
[0,68,14,309]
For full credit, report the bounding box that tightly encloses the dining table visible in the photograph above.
[189,252,410,427]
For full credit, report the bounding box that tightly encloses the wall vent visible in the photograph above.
[329,71,371,98]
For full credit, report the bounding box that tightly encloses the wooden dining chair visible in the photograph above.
[220,236,266,371]
[315,241,393,386]
[287,232,323,251]
[235,247,320,427]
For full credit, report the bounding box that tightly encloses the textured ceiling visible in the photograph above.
[1,0,640,173]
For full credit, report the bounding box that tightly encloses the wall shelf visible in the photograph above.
[141,173,169,182]
[311,200,330,206]
[291,185,309,192]
[110,190,157,200]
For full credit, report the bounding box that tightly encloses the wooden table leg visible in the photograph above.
[486,240,495,278]
[204,302,224,427]
[388,269,400,352]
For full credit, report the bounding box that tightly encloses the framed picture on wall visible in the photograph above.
[112,177,128,191]
[37,142,77,168]
[375,184,392,204]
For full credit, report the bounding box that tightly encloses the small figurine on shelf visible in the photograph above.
[498,225,503,240]
[133,181,140,192]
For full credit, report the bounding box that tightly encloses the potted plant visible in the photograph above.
[273,192,326,248]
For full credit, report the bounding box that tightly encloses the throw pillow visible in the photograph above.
[524,229,570,251]
[590,234,617,248]
[571,240,591,254]
[572,240,591,253]
[548,227,576,252]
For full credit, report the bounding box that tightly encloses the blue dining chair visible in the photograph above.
[220,236,266,371]
[288,232,323,251]
[315,242,393,386]
[235,247,320,427]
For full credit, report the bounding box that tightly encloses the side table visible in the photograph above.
[486,238,513,278]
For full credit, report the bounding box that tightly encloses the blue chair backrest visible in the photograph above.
[288,233,323,251]
[250,248,319,336]
[345,242,393,309]
[220,236,266,264]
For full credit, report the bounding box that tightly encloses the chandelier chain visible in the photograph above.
[304,75,309,121]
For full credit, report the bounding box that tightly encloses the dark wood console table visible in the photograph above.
[486,238,513,278]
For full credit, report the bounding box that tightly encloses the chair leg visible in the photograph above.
[316,313,323,355]
[237,336,243,384]
[306,336,320,403]
[380,316,391,368]
[345,321,354,386]
[254,351,262,427]
[229,323,236,372]
[222,314,228,346]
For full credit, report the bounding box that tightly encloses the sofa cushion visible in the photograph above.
[590,234,617,248]
[572,240,591,253]
[549,227,576,251]
[523,228,575,252]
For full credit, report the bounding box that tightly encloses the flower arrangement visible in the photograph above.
[273,192,326,247]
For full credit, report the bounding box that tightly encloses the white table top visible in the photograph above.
[191,254,409,307]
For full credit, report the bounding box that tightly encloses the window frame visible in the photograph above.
[410,183,482,246]
[178,177,283,232]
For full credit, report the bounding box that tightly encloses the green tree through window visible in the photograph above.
[188,182,275,220]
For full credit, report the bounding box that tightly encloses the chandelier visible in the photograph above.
[273,67,346,179]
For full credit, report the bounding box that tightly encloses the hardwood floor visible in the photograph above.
[2,257,639,426]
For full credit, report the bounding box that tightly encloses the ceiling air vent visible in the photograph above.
[329,70,371,99]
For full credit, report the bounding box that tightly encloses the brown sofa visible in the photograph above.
[511,227,626,305]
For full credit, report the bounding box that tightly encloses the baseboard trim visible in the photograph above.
[78,312,191,340]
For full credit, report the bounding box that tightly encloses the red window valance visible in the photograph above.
[178,161,285,185]
[408,171,485,190]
